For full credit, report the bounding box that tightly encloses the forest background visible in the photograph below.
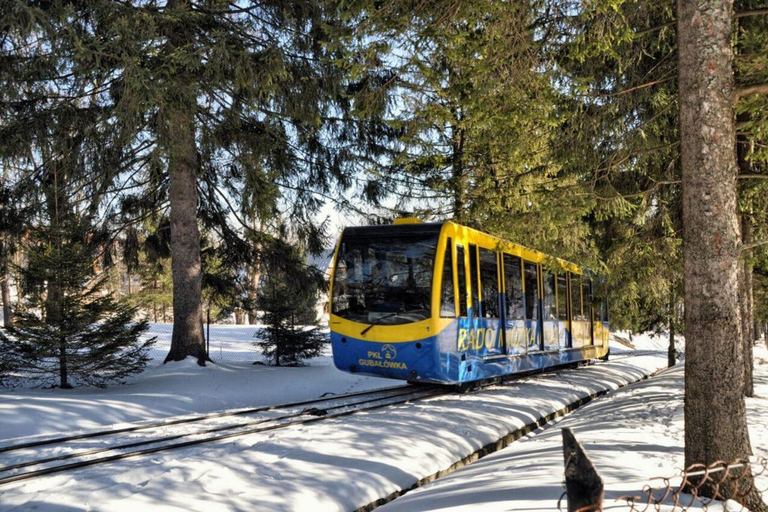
[0,0,767,504]
[0,0,766,374]
[0,0,765,369]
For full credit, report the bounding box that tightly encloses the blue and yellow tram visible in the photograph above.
[329,219,609,384]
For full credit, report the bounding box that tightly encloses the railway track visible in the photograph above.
[0,384,448,487]
[0,355,624,487]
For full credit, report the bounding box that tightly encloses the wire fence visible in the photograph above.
[617,458,768,511]
[559,440,768,512]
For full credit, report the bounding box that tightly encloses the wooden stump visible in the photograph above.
[562,428,604,512]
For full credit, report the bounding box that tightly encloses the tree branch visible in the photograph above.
[742,239,768,252]
[599,76,676,98]
[636,9,768,37]
[738,173,768,179]
[735,8,768,18]
[733,83,768,101]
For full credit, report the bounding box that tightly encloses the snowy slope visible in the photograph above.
[0,337,669,511]
[0,323,396,443]
[378,344,768,512]
[0,353,395,443]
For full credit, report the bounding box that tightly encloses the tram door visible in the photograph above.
[455,244,468,319]
[570,273,587,348]
[477,247,503,356]
[583,278,594,346]
[542,269,559,351]
[503,254,526,355]
[439,238,456,318]
[523,261,541,351]
[556,273,570,349]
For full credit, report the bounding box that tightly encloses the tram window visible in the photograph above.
[504,254,524,320]
[556,273,568,321]
[523,261,538,320]
[456,245,468,316]
[479,248,500,319]
[543,271,556,321]
[331,232,438,325]
[469,244,480,317]
[571,273,583,320]
[440,239,455,317]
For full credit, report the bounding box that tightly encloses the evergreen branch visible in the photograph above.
[600,76,676,98]
[733,83,768,101]
[635,9,768,37]
[735,8,768,18]
[742,239,768,252]
[595,142,679,175]
[589,180,681,202]
[737,174,768,179]
[635,21,676,37]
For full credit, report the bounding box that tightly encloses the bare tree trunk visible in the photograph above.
[668,288,676,367]
[678,0,761,507]
[741,217,754,397]
[247,262,261,325]
[152,276,158,323]
[162,0,206,365]
[235,309,245,325]
[450,120,465,222]
[0,268,12,328]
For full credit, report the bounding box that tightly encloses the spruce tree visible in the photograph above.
[254,240,326,366]
[23,0,393,366]
[0,197,153,388]
[347,0,594,260]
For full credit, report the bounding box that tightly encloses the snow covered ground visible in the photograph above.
[0,333,678,511]
[0,324,393,442]
[378,344,768,512]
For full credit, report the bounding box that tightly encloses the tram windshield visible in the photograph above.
[331,231,438,325]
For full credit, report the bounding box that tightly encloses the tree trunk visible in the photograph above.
[668,288,676,367]
[0,268,12,329]
[58,336,70,389]
[678,0,761,507]
[162,0,207,366]
[153,276,158,323]
[741,217,754,397]
[235,309,245,325]
[450,120,465,222]
[247,262,261,325]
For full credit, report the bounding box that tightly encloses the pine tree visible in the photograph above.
[347,1,594,260]
[254,240,326,366]
[21,0,392,366]
[0,197,153,388]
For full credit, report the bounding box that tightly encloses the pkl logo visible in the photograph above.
[382,344,397,360]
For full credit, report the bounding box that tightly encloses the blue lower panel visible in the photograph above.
[331,332,443,382]
[331,321,605,385]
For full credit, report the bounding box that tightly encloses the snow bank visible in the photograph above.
[0,354,394,443]
[379,345,768,512]
[0,337,669,511]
